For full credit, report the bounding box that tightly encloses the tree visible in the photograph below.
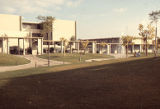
[149,10,160,56]
[37,16,55,66]
[138,24,155,56]
[69,36,76,53]
[81,40,89,54]
[121,35,134,58]
[100,42,107,54]
[60,37,69,56]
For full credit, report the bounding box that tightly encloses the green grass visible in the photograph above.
[0,56,160,109]
[38,53,113,63]
[140,53,160,57]
[0,53,30,66]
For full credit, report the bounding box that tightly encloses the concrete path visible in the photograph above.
[0,55,69,73]
[85,58,115,62]
[85,54,133,62]
[109,54,133,59]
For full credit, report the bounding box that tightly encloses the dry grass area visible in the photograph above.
[0,56,160,109]
[0,53,30,66]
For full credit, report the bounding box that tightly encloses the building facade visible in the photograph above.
[80,36,155,54]
[0,14,76,55]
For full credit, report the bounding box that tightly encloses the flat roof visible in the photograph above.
[80,37,120,40]
[23,19,76,24]
[22,21,41,24]
[0,13,20,17]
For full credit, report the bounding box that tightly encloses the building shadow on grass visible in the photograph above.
[0,57,160,109]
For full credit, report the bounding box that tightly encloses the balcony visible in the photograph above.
[30,29,42,33]
[23,28,42,34]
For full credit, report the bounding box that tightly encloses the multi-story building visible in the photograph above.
[0,14,77,55]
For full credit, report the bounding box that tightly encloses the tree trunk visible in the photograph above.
[70,44,72,54]
[126,44,128,58]
[47,33,50,67]
[154,24,157,57]
[63,46,66,56]
[48,42,50,67]
[145,38,148,56]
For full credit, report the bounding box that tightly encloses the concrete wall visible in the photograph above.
[52,19,76,41]
[132,38,142,45]
[0,14,30,50]
[0,14,21,31]
[132,38,153,45]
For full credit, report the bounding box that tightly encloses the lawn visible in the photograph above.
[0,53,30,66]
[38,53,113,63]
[0,56,160,109]
[140,53,160,57]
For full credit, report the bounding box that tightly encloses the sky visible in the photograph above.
[0,0,160,39]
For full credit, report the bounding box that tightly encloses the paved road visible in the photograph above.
[0,55,69,73]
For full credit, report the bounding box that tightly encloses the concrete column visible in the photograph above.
[2,38,4,53]
[70,44,72,54]
[77,42,79,53]
[7,38,9,54]
[92,42,96,54]
[2,38,7,54]
[140,44,142,53]
[18,39,20,55]
[54,42,56,53]
[106,45,108,54]
[99,44,102,54]
[115,45,118,54]
[41,38,43,55]
[107,44,111,55]
[99,50,102,54]
[117,45,121,54]
[121,45,125,54]
[23,38,25,55]
[61,41,63,54]
[37,38,42,55]
[132,45,135,53]
[115,49,118,54]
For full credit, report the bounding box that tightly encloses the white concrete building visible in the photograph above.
[0,14,77,55]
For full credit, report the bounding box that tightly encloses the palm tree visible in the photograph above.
[100,42,107,54]
[81,40,89,54]
[69,36,76,53]
[121,35,134,58]
[149,10,160,56]
[60,37,68,56]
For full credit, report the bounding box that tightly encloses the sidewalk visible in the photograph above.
[0,55,69,73]
[85,54,133,62]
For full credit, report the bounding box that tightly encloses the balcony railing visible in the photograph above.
[23,29,42,33]
[30,29,42,33]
